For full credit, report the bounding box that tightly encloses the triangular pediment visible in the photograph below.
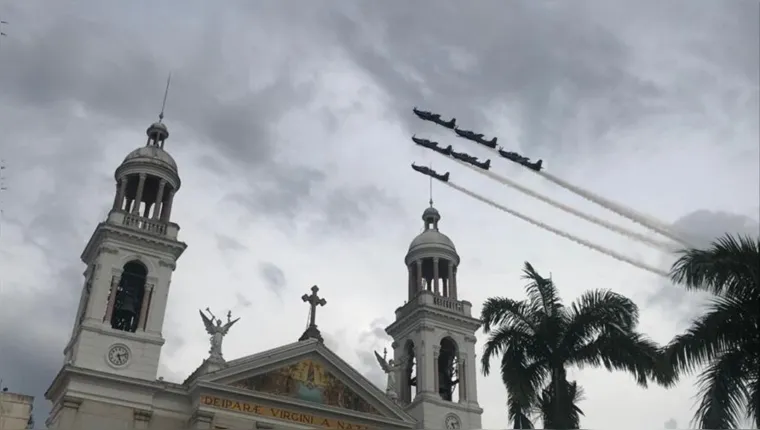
[198,339,414,425]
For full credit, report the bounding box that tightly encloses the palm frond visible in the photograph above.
[522,262,563,317]
[569,330,662,388]
[561,289,640,353]
[482,324,547,376]
[693,348,751,429]
[664,294,754,375]
[481,296,539,334]
[747,374,759,428]
[500,347,547,428]
[670,234,760,298]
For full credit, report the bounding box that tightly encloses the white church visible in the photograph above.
[44,116,484,429]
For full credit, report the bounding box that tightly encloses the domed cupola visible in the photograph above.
[109,115,181,233]
[404,203,460,300]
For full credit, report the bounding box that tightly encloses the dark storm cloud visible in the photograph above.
[647,210,759,325]
[258,261,287,298]
[326,2,659,153]
[216,234,247,253]
[325,1,758,155]
[0,1,395,227]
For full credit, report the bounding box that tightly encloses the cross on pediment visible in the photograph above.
[299,285,327,343]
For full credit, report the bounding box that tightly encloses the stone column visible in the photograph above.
[103,276,120,323]
[112,179,121,210]
[433,345,440,398]
[433,257,440,295]
[118,177,128,208]
[458,356,467,402]
[415,259,423,292]
[131,173,147,215]
[407,264,415,298]
[152,179,166,219]
[161,188,175,221]
[448,261,455,299]
[139,284,153,331]
[451,266,458,299]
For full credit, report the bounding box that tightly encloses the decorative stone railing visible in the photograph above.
[107,211,180,240]
[395,290,473,320]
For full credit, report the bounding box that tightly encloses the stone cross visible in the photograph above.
[302,285,327,327]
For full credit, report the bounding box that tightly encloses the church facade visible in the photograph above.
[44,117,484,429]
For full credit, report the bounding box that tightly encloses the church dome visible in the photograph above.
[408,229,457,253]
[405,204,460,266]
[122,145,177,172]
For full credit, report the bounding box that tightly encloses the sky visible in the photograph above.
[0,1,758,429]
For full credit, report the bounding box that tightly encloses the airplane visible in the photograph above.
[436,117,457,129]
[454,127,497,148]
[411,163,450,182]
[521,159,543,172]
[454,127,482,140]
[477,136,498,149]
[498,149,529,163]
[471,158,491,171]
[412,107,457,129]
[411,135,441,150]
[450,149,478,164]
[436,144,453,156]
[413,107,439,121]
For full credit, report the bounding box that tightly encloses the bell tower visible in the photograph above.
[60,117,187,381]
[385,204,483,429]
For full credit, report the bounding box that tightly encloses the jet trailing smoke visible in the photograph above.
[413,108,690,247]
[410,106,693,277]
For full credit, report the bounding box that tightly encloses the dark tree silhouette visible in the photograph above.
[663,234,759,429]
[481,262,667,428]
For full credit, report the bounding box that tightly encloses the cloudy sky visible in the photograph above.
[0,1,757,428]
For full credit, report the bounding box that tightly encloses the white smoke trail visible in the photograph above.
[537,170,694,247]
[432,151,675,251]
[441,179,669,278]
[448,138,692,247]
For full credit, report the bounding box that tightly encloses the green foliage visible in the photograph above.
[481,262,663,429]
[664,234,759,429]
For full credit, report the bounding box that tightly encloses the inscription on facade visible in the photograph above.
[200,395,371,429]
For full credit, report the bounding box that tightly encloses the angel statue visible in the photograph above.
[199,308,240,361]
[374,348,405,401]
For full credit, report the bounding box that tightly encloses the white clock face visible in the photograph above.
[107,344,130,367]
[445,414,461,429]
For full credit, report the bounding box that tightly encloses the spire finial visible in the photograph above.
[428,162,434,207]
[158,73,172,123]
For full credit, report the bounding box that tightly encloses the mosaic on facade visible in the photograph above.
[231,358,381,416]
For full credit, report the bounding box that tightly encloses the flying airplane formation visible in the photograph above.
[412,107,456,129]
[411,136,491,171]
[408,105,693,278]
[413,107,544,172]
[411,163,450,182]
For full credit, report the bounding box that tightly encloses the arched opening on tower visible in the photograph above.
[118,174,174,221]
[419,257,453,297]
[438,337,459,402]
[402,340,417,403]
[110,260,148,333]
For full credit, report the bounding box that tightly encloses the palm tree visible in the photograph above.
[663,234,759,429]
[481,262,666,429]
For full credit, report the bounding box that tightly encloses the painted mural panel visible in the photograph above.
[231,358,381,416]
